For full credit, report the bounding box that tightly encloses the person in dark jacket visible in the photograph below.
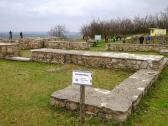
[20,32,23,39]
[9,30,12,40]
[139,36,144,44]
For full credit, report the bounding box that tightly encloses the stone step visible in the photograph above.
[5,57,31,62]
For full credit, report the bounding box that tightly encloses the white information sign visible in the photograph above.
[72,70,92,86]
[95,35,101,41]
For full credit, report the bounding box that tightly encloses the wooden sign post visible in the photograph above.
[72,70,92,126]
[80,85,85,126]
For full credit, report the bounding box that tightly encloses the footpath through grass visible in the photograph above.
[0,59,132,126]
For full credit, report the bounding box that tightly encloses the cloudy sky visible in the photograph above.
[0,0,167,32]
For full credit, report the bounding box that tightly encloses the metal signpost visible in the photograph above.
[72,70,92,126]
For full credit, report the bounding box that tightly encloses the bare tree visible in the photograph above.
[49,25,66,37]
[81,7,168,38]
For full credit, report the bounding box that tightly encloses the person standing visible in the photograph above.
[20,32,23,39]
[9,30,12,40]
[146,35,151,44]
[139,36,144,44]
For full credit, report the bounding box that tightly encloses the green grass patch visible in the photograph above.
[0,60,168,125]
[20,50,32,58]
[0,59,133,126]
[90,42,107,51]
[2,50,168,125]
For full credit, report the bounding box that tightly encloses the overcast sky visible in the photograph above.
[0,0,167,32]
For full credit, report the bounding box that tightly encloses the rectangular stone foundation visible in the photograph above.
[0,43,20,58]
[50,69,160,122]
[45,41,90,50]
[107,43,168,52]
[31,49,164,71]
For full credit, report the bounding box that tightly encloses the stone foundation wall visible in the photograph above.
[45,41,90,50]
[1,38,89,50]
[0,37,63,50]
[50,68,163,121]
[31,49,164,71]
[107,43,168,52]
[51,94,130,121]
[125,36,168,44]
[0,43,20,58]
[17,38,44,49]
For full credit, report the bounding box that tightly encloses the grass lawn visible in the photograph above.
[0,59,133,126]
[90,42,107,51]
[11,48,168,125]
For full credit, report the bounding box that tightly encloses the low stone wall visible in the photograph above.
[1,38,89,50]
[107,43,168,52]
[31,49,164,71]
[45,41,89,50]
[0,43,20,58]
[50,69,162,121]
[0,37,64,50]
[125,36,168,44]
[17,38,44,49]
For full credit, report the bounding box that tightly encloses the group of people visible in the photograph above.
[9,30,23,40]
[139,35,151,44]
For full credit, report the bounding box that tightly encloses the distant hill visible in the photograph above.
[0,32,48,39]
[0,31,82,39]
